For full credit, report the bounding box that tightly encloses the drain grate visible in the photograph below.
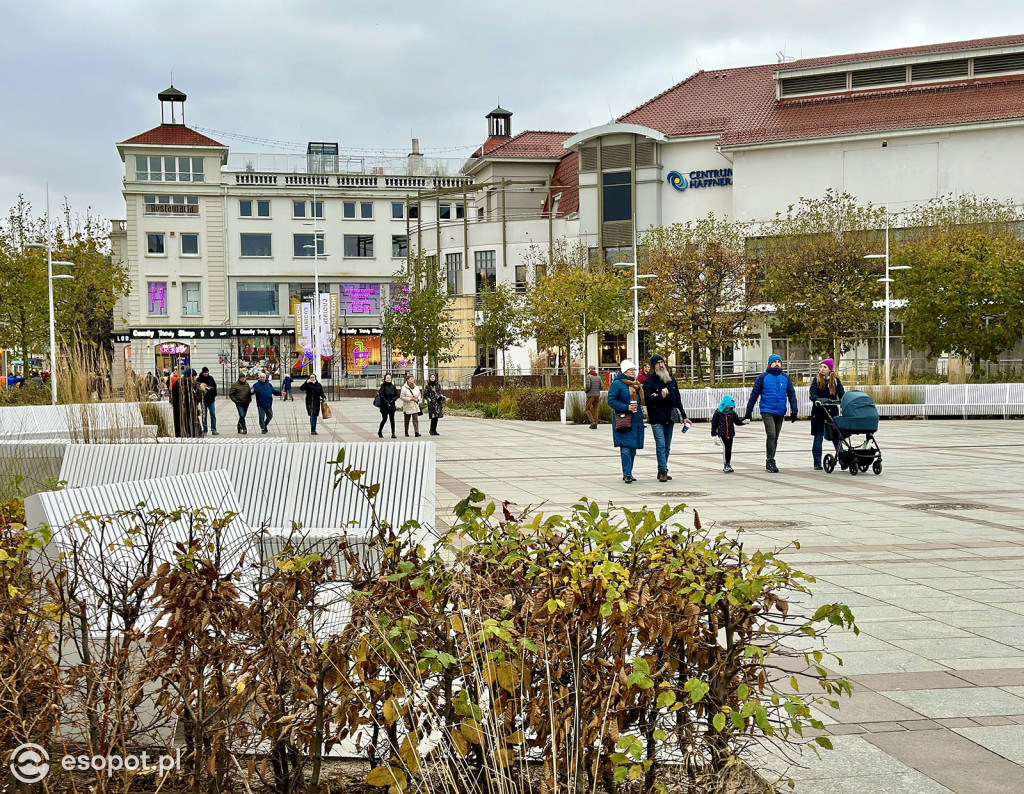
[718,519,808,530]
[642,491,711,499]
[906,502,983,511]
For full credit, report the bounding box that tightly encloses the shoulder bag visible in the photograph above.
[321,400,332,419]
[373,393,382,408]
[614,411,633,432]
[670,407,683,424]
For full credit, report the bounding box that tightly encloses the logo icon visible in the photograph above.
[10,743,50,783]
[667,171,688,191]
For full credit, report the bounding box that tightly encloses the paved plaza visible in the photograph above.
[255,397,1024,792]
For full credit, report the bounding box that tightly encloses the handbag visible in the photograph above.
[614,411,633,432]
[373,393,382,408]
[320,401,332,419]
[670,407,684,424]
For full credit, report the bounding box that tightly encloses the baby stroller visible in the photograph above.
[818,390,882,476]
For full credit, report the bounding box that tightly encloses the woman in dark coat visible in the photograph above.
[809,358,845,470]
[299,374,325,435]
[376,374,399,438]
[171,368,202,438]
[423,373,445,436]
[606,360,645,483]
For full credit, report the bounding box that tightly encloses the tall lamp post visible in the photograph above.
[25,188,74,405]
[302,191,324,381]
[624,211,654,365]
[864,213,910,386]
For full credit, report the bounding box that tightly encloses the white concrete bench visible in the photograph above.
[59,441,435,542]
[964,384,1010,417]
[924,384,967,417]
[0,403,156,441]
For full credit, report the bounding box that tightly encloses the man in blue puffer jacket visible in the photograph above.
[744,354,798,473]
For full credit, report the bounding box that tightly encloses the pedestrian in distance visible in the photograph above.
[711,395,747,473]
[637,362,652,384]
[171,368,202,438]
[424,373,446,436]
[299,373,326,435]
[584,366,602,429]
[744,354,798,473]
[282,373,295,401]
[376,374,399,438]
[250,371,281,434]
[642,354,691,482]
[809,357,845,470]
[607,359,645,483]
[229,374,252,434]
[400,374,422,437]
[196,366,219,435]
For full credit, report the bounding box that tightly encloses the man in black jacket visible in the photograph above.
[196,367,219,435]
[642,354,692,482]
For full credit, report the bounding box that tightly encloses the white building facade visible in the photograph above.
[111,87,473,388]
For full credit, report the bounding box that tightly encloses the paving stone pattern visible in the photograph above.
[276,399,1024,792]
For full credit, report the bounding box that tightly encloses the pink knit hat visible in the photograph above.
[821,358,835,371]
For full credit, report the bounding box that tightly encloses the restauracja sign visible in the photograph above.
[667,168,733,191]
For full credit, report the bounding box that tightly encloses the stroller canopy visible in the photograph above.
[833,390,879,433]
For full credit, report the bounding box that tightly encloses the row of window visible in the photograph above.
[239,199,402,220]
[136,156,204,182]
[147,281,203,317]
[144,232,409,259]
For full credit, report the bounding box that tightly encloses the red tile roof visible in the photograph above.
[545,152,579,217]
[617,35,1024,147]
[782,33,1024,70]
[120,125,224,147]
[477,130,574,159]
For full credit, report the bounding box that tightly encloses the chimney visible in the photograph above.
[407,137,424,175]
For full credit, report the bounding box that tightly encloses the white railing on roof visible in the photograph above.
[226,152,471,178]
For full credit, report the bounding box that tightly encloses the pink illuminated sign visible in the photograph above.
[341,282,380,314]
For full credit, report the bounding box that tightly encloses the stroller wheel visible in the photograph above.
[849,462,859,475]
[823,454,836,474]
[873,459,882,475]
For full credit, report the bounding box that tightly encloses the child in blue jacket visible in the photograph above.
[711,395,747,473]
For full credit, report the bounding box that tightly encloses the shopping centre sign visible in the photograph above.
[667,168,733,191]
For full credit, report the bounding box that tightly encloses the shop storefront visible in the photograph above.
[116,328,236,382]
[340,328,383,377]
[238,327,295,380]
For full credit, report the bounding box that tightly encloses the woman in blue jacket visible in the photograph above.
[744,354,798,473]
[607,360,645,483]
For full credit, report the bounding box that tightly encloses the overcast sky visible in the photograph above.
[2,1,1023,222]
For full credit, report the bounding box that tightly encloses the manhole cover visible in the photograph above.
[906,502,983,511]
[719,520,808,530]
[642,491,711,499]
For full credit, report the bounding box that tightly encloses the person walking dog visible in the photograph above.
[584,366,602,429]
[642,354,691,482]
[809,357,845,470]
[607,360,645,483]
[744,354,798,473]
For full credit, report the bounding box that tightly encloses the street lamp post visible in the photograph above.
[865,213,910,386]
[303,191,324,381]
[25,188,74,405]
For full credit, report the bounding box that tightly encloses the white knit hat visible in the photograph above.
[620,359,637,374]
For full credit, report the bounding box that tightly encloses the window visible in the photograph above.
[391,202,404,220]
[144,195,199,214]
[148,281,168,316]
[600,333,627,366]
[343,201,356,219]
[603,245,633,264]
[240,233,272,257]
[392,234,408,258]
[602,171,632,222]
[439,203,465,221]
[514,264,527,293]
[288,283,331,315]
[446,253,462,295]
[146,233,165,255]
[181,233,199,256]
[293,233,325,257]
[344,235,374,257]
[293,201,323,219]
[474,250,496,292]
[182,282,202,316]
[135,155,203,182]
[342,201,371,219]
[408,203,419,220]
[237,283,279,316]
[239,199,270,217]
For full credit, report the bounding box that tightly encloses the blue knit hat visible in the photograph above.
[767,354,783,366]
[718,395,736,412]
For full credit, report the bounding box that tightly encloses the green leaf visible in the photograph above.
[713,712,727,732]
[814,736,834,750]
[656,690,677,709]
[737,683,749,700]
